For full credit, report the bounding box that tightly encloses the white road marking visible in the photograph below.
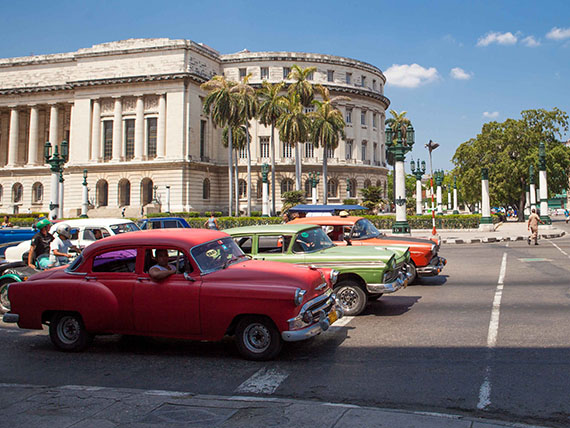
[477,252,507,410]
[550,241,569,257]
[330,315,354,328]
[235,367,289,394]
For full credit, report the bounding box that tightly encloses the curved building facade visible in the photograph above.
[0,38,390,217]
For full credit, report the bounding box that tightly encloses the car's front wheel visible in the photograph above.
[0,277,17,313]
[235,316,282,361]
[49,312,93,352]
[407,262,417,284]
[334,280,367,316]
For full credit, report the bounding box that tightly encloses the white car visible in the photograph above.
[4,218,140,263]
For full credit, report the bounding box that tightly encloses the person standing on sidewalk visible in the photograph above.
[527,208,543,245]
[204,213,219,230]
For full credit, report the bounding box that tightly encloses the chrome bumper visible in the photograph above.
[366,271,408,294]
[417,256,447,277]
[3,313,19,323]
[282,301,344,342]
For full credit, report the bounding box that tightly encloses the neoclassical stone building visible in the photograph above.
[0,38,390,217]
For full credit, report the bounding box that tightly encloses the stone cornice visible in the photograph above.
[0,84,73,96]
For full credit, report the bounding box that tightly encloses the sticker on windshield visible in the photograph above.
[301,232,309,238]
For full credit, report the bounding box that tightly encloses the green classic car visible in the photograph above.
[225,224,411,316]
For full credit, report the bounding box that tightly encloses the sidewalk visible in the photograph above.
[382,221,566,245]
[0,383,549,428]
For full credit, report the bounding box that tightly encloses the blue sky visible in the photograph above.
[1,0,568,172]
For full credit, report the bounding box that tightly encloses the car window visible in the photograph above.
[233,236,253,253]
[144,248,192,274]
[110,223,140,234]
[84,228,109,241]
[351,219,381,239]
[191,237,246,273]
[292,228,335,253]
[163,220,178,228]
[92,249,137,273]
[258,235,291,254]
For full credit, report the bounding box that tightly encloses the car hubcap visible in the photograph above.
[243,323,271,354]
[57,316,81,345]
[338,287,358,310]
[0,285,10,311]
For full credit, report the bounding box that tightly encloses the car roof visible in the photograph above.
[140,217,186,222]
[288,216,362,226]
[224,224,318,235]
[49,218,136,230]
[81,229,229,259]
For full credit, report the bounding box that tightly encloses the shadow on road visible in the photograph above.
[362,295,422,316]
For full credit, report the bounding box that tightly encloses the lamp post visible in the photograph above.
[165,185,171,213]
[453,176,459,214]
[346,178,351,199]
[81,169,88,218]
[435,170,444,215]
[538,142,551,225]
[261,163,270,216]
[425,140,439,235]
[44,140,68,220]
[309,171,320,205]
[529,164,537,213]
[447,185,452,211]
[58,170,64,220]
[480,167,493,230]
[385,123,415,234]
[410,158,426,215]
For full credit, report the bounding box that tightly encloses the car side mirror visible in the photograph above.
[184,272,196,282]
[343,233,352,246]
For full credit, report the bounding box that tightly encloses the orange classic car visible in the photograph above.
[289,216,446,283]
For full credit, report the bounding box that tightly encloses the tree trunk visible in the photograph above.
[295,143,302,191]
[323,141,328,205]
[234,147,239,216]
[228,128,233,217]
[270,123,276,216]
[246,124,251,217]
[518,190,526,222]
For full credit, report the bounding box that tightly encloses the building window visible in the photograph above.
[0,184,3,202]
[361,75,366,87]
[118,179,131,207]
[260,67,269,80]
[345,109,352,124]
[361,141,367,161]
[259,136,270,158]
[373,143,378,163]
[256,179,263,199]
[361,110,366,126]
[281,178,294,194]
[282,142,293,158]
[96,180,108,207]
[239,146,247,159]
[239,68,247,80]
[373,113,378,128]
[364,179,372,188]
[12,183,23,203]
[141,178,153,205]
[238,179,247,199]
[124,119,135,160]
[307,71,314,80]
[327,70,334,82]
[304,179,312,198]
[346,73,352,84]
[283,67,291,79]
[303,105,315,113]
[373,79,377,91]
[327,179,338,198]
[200,120,207,160]
[346,140,353,159]
[347,179,357,198]
[305,142,314,158]
[32,182,43,203]
[103,121,113,161]
[326,146,335,158]
[147,118,157,159]
[203,178,210,200]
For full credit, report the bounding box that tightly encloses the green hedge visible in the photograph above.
[0,212,48,227]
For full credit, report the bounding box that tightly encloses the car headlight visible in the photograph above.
[294,288,306,306]
[329,269,339,285]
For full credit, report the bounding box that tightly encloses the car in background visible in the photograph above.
[137,217,191,230]
[289,216,446,283]
[3,229,342,360]
[225,224,410,316]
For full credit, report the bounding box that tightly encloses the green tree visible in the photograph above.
[281,190,306,213]
[201,75,240,216]
[452,108,570,220]
[257,81,287,215]
[309,85,350,205]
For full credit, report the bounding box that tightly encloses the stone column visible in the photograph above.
[7,107,19,167]
[262,182,269,216]
[524,186,530,219]
[134,96,144,160]
[415,179,422,215]
[479,167,493,231]
[91,99,101,161]
[394,160,407,226]
[81,171,88,217]
[157,94,166,159]
[27,106,39,166]
[453,177,459,214]
[529,164,537,213]
[49,169,59,220]
[49,105,59,147]
[112,98,122,161]
[538,142,551,225]
[447,188,452,211]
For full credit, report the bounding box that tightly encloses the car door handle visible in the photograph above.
[137,277,150,282]
[85,276,97,281]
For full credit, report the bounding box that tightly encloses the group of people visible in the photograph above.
[27,219,79,270]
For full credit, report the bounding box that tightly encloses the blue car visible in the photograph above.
[136,217,191,230]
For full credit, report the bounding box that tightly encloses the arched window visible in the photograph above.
[347,179,357,198]
[256,180,263,199]
[12,183,23,203]
[238,179,247,199]
[376,180,382,187]
[96,180,108,207]
[364,179,372,188]
[281,178,294,194]
[118,179,131,207]
[141,178,153,205]
[304,179,312,198]
[327,179,338,198]
[32,182,43,203]
[203,178,210,200]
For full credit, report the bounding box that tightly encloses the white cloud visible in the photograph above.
[522,36,540,47]
[546,27,570,40]
[384,64,440,88]
[450,67,473,80]
[476,31,518,46]
[483,111,499,119]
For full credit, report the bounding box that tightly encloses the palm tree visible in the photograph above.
[258,81,287,215]
[201,75,239,216]
[277,93,311,192]
[309,85,350,204]
[287,65,317,190]
[223,125,248,215]
[231,75,258,216]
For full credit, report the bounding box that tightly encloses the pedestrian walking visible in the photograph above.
[204,213,219,230]
[527,208,543,245]
[564,208,569,224]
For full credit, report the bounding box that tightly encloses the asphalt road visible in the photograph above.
[1,219,569,427]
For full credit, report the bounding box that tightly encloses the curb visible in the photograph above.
[440,231,565,244]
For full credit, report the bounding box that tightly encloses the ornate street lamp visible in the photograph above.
[81,169,89,218]
[261,163,270,216]
[165,185,171,213]
[435,170,444,215]
[44,140,68,220]
[425,140,440,235]
[538,142,551,224]
[410,159,426,215]
[309,171,320,205]
[386,123,415,234]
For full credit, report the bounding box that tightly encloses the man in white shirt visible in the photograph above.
[50,224,77,266]
[149,249,176,281]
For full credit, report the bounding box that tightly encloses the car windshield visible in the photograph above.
[292,227,335,253]
[351,219,381,240]
[191,237,247,273]
[110,223,140,234]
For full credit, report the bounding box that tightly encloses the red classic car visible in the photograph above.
[289,216,446,283]
[3,229,342,360]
